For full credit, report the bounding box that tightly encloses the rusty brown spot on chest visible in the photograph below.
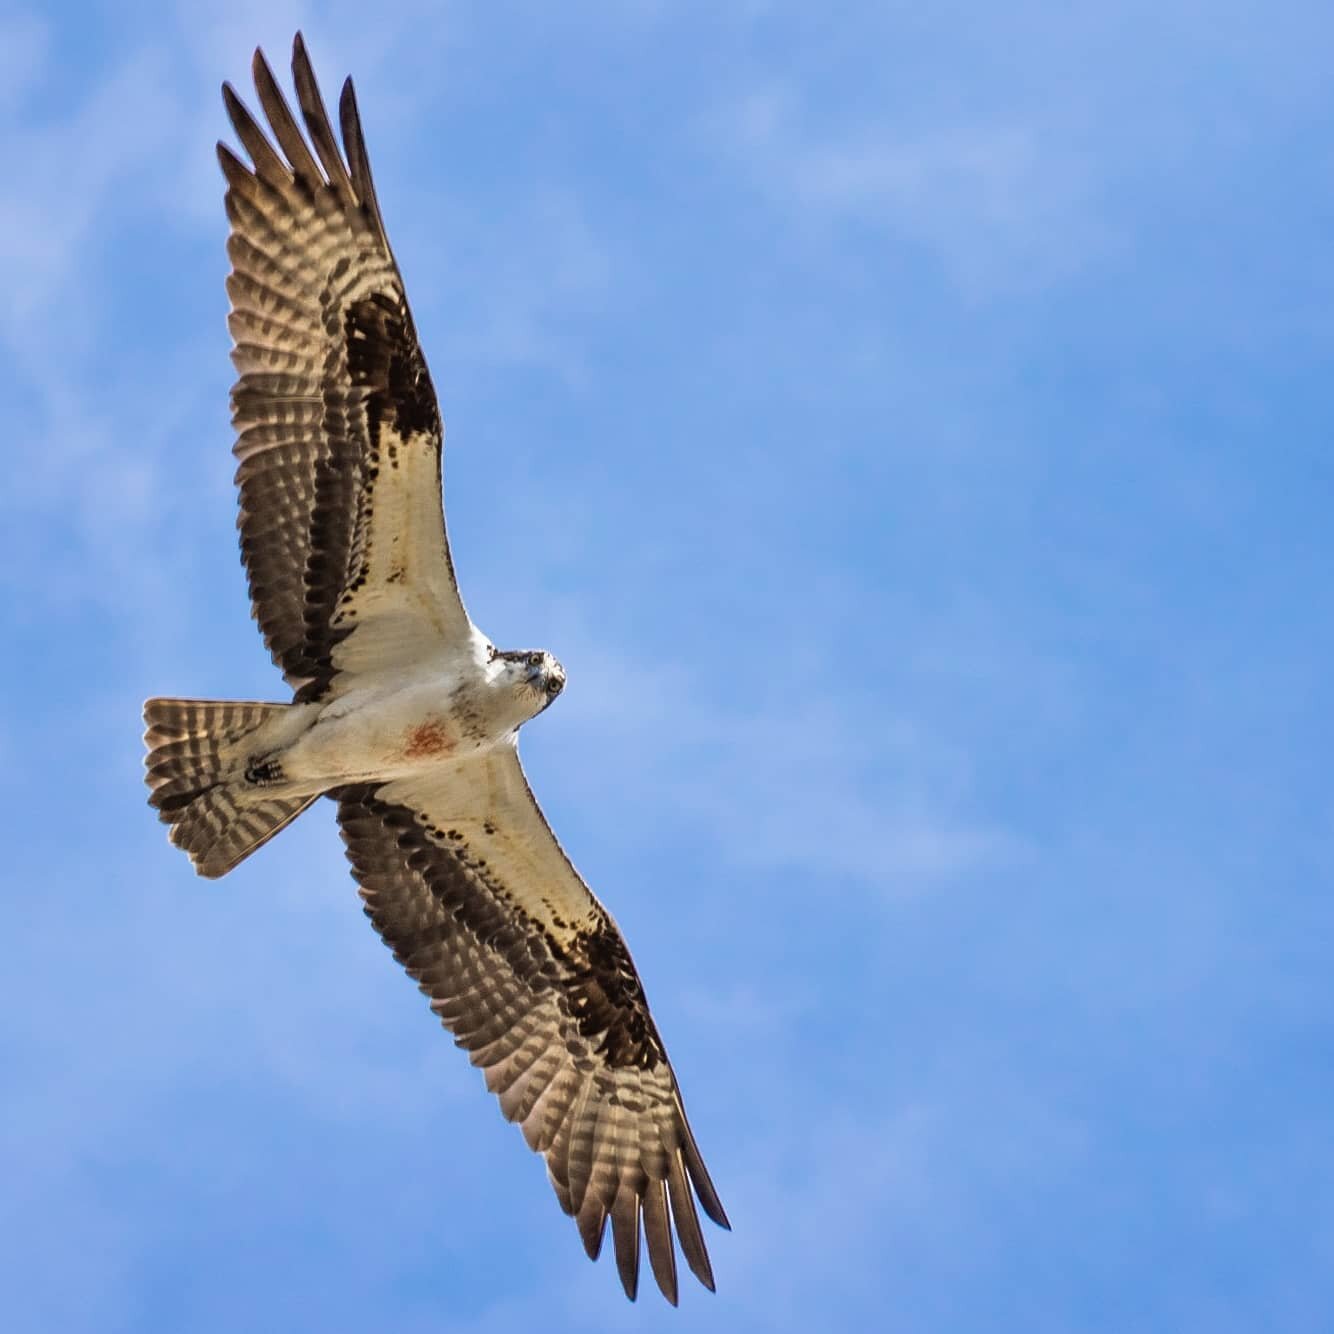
[403,720,453,759]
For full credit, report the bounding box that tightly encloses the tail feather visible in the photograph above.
[143,697,316,878]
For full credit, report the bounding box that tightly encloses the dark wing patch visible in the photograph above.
[561,920,666,1069]
[344,292,441,442]
[335,783,729,1304]
[219,35,462,695]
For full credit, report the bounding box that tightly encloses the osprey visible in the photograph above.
[143,34,727,1304]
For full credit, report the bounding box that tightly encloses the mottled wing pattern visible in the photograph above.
[334,749,729,1303]
[219,36,470,697]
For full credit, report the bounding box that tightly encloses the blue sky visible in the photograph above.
[3,0,1331,1329]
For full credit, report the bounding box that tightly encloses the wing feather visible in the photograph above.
[251,44,325,188]
[221,82,291,193]
[338,78,389,243]
[334,748,728,1303]
[219,36,469,696]
[610,1184,643,1300]
[290,35,356,201]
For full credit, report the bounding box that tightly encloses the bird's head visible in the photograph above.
[490,647,566,719]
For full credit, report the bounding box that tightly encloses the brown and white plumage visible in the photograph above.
[142,34,727,1305]
[220,37,468,697]
[338,751,727,1301]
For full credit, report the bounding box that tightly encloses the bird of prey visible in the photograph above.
[142,33,728,1304]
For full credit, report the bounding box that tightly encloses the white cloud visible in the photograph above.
[712,86,1108,295]
[413,186,615,385]
[519,609,1017,896]
[0,10,48,111]
[0,46,176,335]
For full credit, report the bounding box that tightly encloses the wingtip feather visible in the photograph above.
[249,39,322,186]
[680,1112,731,1230]
[610,1189,642,1301]
[642,1177,679,1305]
[576,1200,607,1261]
[666,1148,716,1292]
[289,28,354,200]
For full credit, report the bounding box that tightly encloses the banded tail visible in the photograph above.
[143,698,317,878]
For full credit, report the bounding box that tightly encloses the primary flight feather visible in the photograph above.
[142,33,728,1304]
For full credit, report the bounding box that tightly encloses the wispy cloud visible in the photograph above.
[518,609,1017,896]
[0,44,175,338]
[712,85,1108,294]
[8,4,1328,1330]
[406,185,616,387]
[0,10,48,111]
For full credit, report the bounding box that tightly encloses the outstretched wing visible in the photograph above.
[219,35,470,698]
[335,749,729,1303]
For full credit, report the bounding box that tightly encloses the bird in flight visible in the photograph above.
[143,33,728,1304]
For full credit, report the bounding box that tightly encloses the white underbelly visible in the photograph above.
[280,674,492,787]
